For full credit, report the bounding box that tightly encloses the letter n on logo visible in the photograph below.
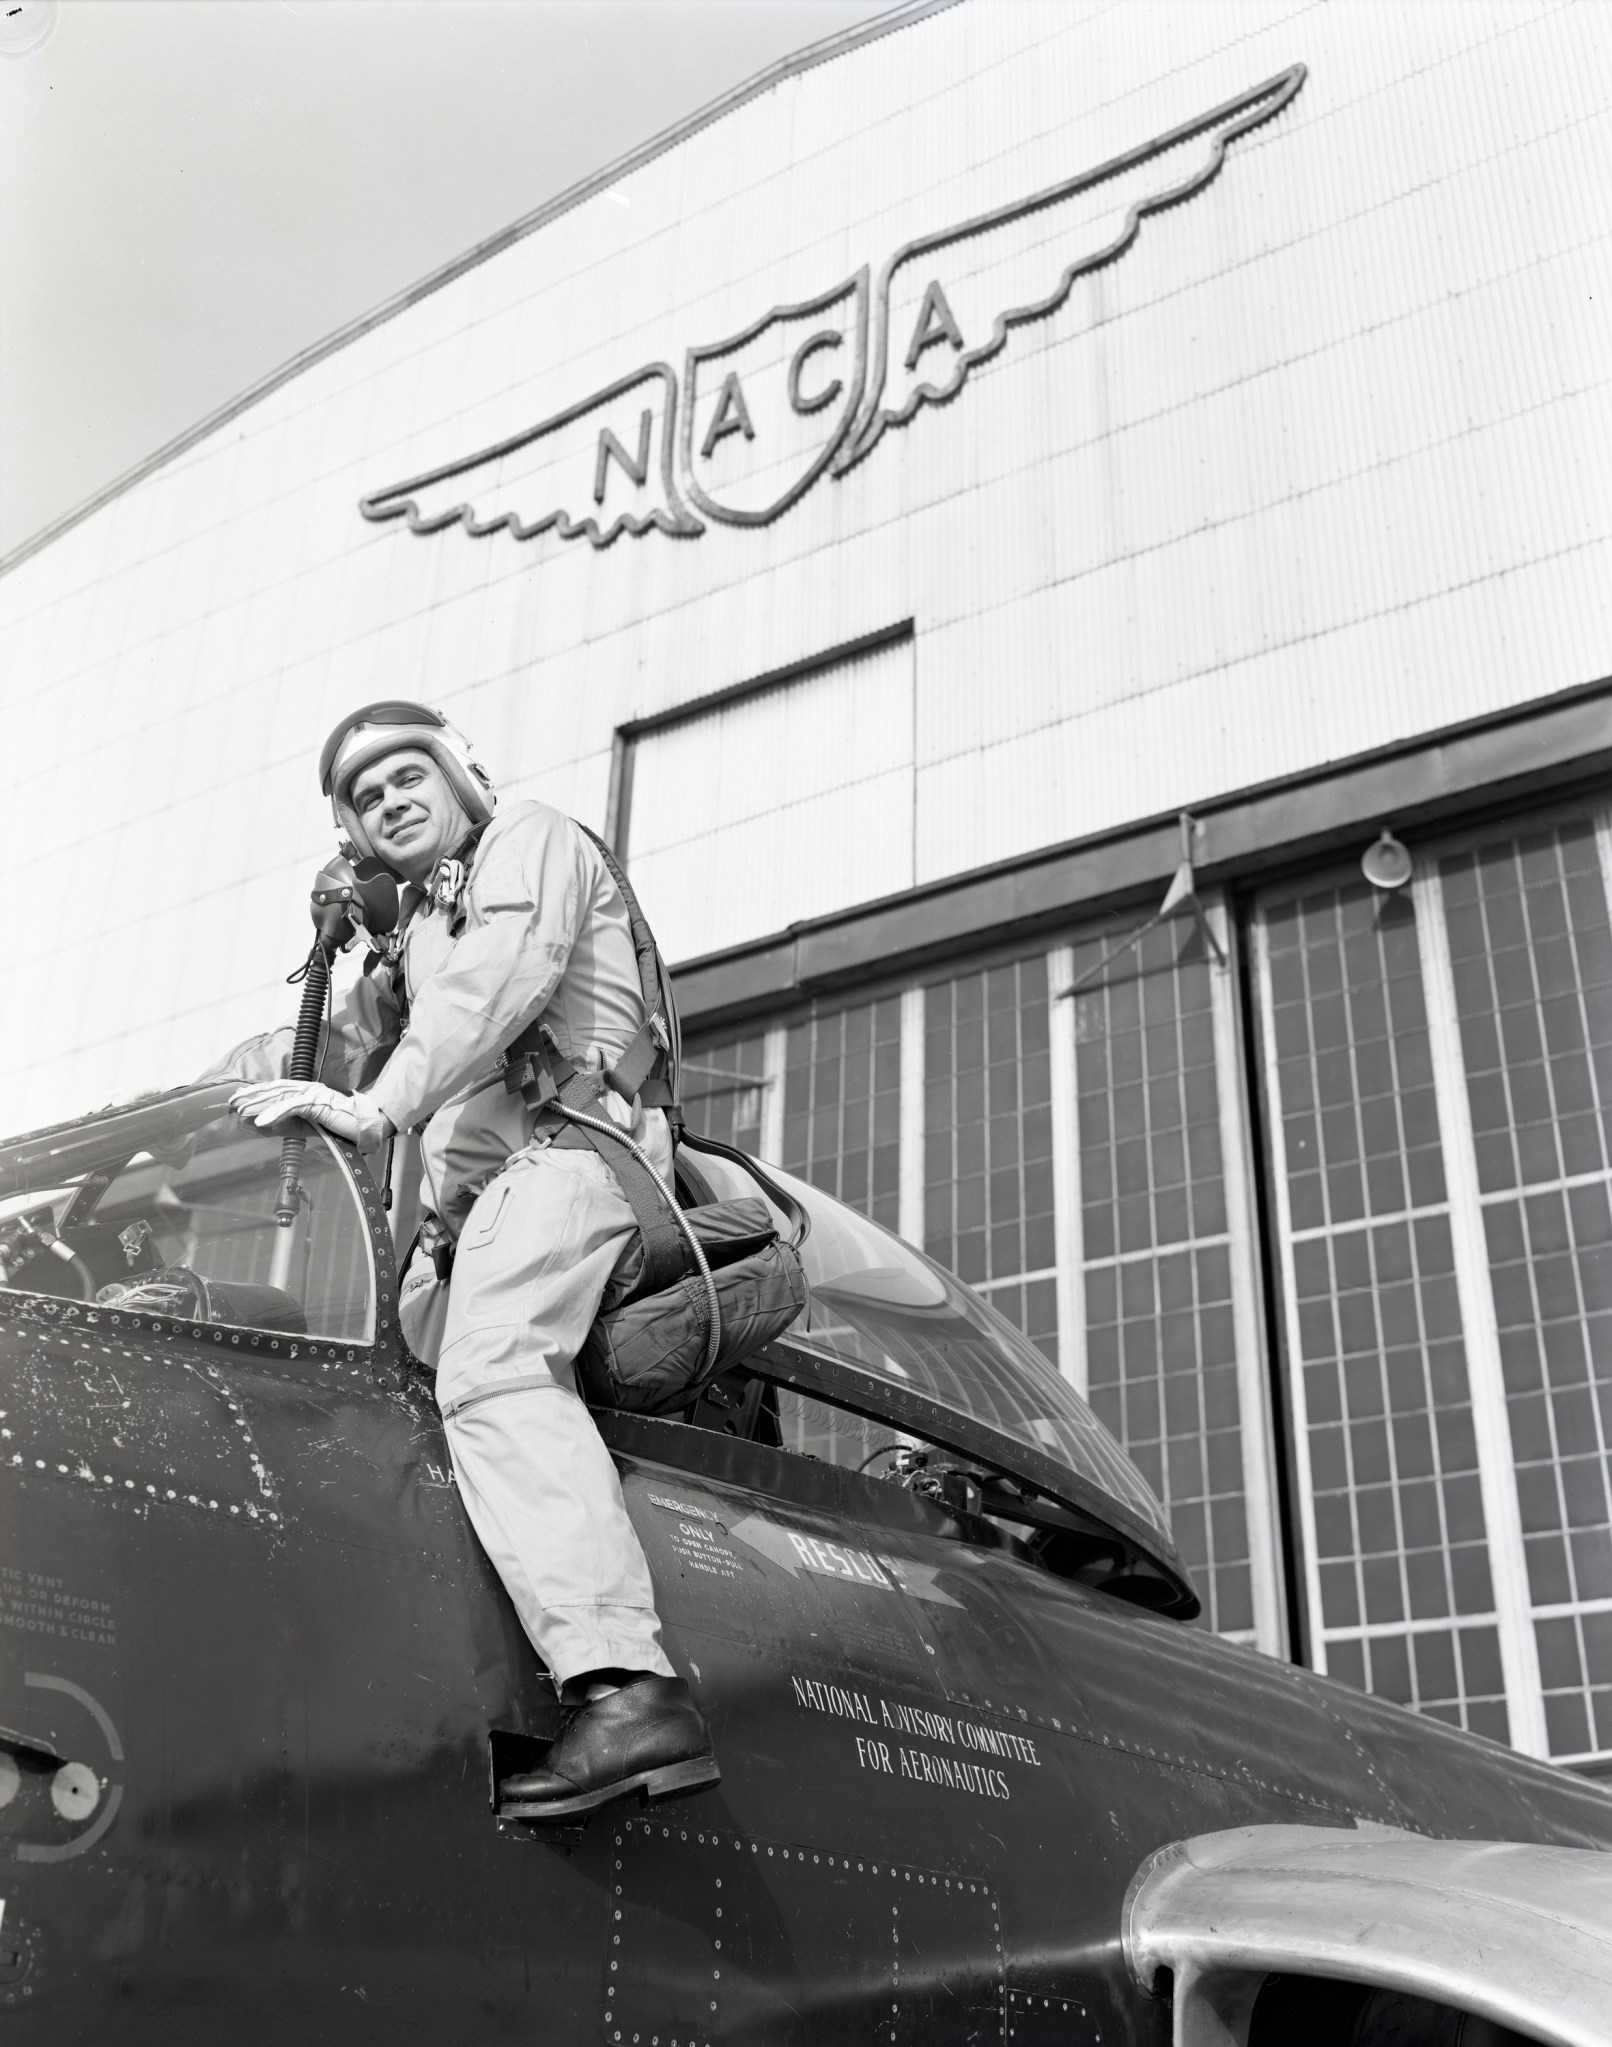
[594,409,653,504]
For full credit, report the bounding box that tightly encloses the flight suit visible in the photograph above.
[218,799,676,1691]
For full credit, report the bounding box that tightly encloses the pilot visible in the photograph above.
[223,703,718,1819]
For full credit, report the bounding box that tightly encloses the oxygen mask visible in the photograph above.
[309,854,399,954]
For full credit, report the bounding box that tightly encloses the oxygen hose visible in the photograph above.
[273,940,332,1227]
[0,1216,97,1302]
[271,854,397,1230]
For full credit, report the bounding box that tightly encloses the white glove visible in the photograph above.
[230,1080,392,1155]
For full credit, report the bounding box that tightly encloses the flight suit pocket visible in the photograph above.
[437,1150,627,1393]
[464,1179,514,1249]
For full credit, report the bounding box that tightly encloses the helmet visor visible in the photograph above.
[319,701,448,796]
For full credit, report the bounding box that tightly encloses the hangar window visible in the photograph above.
[685,908,1280,1647]
[682,1001,905,1235]
[609,623,916,964]
[924,954,1056,1326]
[785,994,904,1233]
[1050,909,1267,1646]
[1252,875,1511,1743]
[1252,807,1612,1763]
[0,1089,376,1347]
[682,1137,1185,1595]
[679,1031,770,1158]
[682,796,1612,1764]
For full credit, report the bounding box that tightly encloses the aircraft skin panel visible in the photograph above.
[3,1113,1612,2038]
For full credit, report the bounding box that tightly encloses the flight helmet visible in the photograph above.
[319,700,495,861]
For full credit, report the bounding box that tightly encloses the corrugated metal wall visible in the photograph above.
[1,0,1609,1127]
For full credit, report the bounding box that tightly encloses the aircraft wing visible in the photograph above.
[1124,1820,1612,2047]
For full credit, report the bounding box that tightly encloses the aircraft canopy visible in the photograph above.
[688,1149,1191,1599]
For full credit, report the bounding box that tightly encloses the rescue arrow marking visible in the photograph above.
[728,1513,960,1607]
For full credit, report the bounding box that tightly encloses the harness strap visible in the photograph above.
[608,1018,662,1102]
[506,1031,689,1298]
[677,1127,812,1250]
[576,825,664,1035]
[500,821,683,1126]
[577,822,684,1136]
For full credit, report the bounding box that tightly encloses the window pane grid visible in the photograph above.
[1444,825,1612,1196]
[1265,888,1446,1236]
[972,1275,1060,1365]
[782,998,901,1229]
[923,957,1054,1319]
[1321,1623,1509,1741]
[1288,1204,1445,1242]
[1086,1232,1233,1267]
[1484,1184,1612,1612]
[682,801,1612,1761]
[1294,1216,1495,1632]
[1070,917,1252,1638]
[1072,924,1224,1261]
[1444,819,1612,1757]
[1260,880,1507,1741]
[1536,1608,1612,1758]
[1085,1240,1248,1634]
[680,1030,768,1155]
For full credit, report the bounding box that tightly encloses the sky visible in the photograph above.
[0,0,891,558]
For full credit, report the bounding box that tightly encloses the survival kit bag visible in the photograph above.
[500,824,808,1416]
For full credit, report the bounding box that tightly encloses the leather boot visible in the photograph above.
[499,1675,720,1821]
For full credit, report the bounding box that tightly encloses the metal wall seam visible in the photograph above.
[760,1025,788,1167]
[1045,943,1087,1397]
[898,985,927,1249]
[1205,888,1288,1660]
[1249,905,1328,1671]
[1411,861,1550,1758]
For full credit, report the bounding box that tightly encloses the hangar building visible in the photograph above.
[3,0,1611,1767]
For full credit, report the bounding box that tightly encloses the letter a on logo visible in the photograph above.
[700,372,756,459]
[904,280,963,371]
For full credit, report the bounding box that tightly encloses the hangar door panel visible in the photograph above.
[684,920,1287,1657]
[1253,811,1612,1765]
[1439,821,1612,1761]
[1252,879,1509,1742]
[621,632,916,963]
[1049,912,1268,1647]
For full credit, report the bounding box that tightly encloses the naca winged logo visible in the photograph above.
[360,66,1303,550]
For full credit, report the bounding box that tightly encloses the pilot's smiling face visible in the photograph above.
[350,747,471,884]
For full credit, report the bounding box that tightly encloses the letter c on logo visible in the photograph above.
[788,329,844,417]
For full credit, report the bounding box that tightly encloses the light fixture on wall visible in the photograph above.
[1361,829,1413,891]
